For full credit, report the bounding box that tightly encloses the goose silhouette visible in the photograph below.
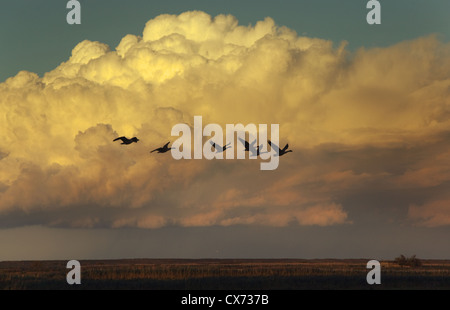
[210,141,231,153]
[255,144,269,156]
[151,142,173,153]
[113,136,139,144]
[268,140,292,156]
[238,138,258,156]
[239,138,268,157]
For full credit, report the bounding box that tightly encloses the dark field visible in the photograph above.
[1,259,450,290]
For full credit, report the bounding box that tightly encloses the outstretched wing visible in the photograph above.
[238,137,249,149]
[268,140,280,153]
[164,142,170,148]
[113,136,125,142]
[150,148,159,153]
[282,144,289,152]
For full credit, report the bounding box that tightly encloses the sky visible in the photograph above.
[1,0,450,260]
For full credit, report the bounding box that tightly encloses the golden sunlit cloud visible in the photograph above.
[1,11,450,228]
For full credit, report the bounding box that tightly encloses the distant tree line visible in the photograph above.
[395,255,422,267]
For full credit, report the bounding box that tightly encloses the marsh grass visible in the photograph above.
[1,259,449,290]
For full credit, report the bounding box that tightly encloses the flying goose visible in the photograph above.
[113,136,139,144]
[151,142,173,153]
[239,138,268,157]
[210,141,231,153]
[255,144,268,156]
[268,140,292,156]
[238,137,258,156]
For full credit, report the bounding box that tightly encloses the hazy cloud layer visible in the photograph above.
[1,11,450,228]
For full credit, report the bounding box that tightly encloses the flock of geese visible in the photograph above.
[113,136,292,157]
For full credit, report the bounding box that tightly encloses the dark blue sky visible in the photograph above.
[1,0,449,82]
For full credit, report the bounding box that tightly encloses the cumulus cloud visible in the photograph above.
[1,11,450,229]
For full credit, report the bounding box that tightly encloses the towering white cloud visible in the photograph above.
[1,11,449,228]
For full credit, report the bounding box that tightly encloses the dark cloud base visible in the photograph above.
[1,224,450,260]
